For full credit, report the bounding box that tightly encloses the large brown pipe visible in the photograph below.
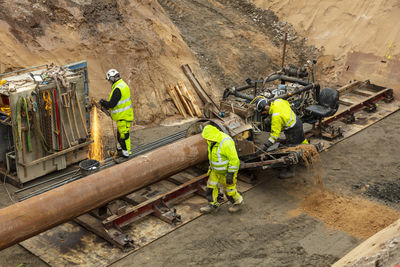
[0,134,207,250]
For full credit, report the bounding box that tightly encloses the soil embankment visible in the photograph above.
[0,0,212,124]
[253,0,400,95]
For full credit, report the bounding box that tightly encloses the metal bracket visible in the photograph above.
[343,113,356,124]
[105,227,134,250]
[153,201,182,225]
[363,102,377,113]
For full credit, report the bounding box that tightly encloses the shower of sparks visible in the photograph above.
[89,106,103,161]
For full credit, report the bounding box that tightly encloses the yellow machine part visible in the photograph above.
[0,106,10,115]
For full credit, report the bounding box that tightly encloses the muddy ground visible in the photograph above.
[1,111,399,266]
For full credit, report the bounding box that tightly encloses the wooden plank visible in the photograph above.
[167,85,187,118]
[181,64,220,112]
[337,80,363,96]
[178,81,203,117]
[338,99,354,106]
[352,89,373,97]
[184,94,196,116]
[168,172,195,185]
[174,85,194,117]
[177,81,196,115]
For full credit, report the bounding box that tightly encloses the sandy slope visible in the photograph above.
[253,0,400,93]
[0,0,211,124]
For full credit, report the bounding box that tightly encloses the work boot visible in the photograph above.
[200,204,219,214]
[114,154,132,164]
[228,201,243,213]
[279,166,295,179]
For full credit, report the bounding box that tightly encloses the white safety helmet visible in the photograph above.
[106,69,120,83]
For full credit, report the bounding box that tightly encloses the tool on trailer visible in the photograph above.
[15,96,32,152]
[41,90,54,151]
[71,83,89,137]
[0,61,92,186]
[69,90,81,140]
[26,97,40,159]
[53,75,70,148]
[30,94,54,153]
[62,118,72,148]
[43,91,52,112]
[53,89,62,149]
[61,92,77,144]
[0,106,10,115]
[21,129,27,177]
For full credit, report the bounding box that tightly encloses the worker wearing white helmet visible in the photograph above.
[100,69,134,161]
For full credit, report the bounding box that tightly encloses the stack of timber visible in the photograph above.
[167,81,203,118]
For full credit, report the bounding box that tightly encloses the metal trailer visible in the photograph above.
[0,61,92,186]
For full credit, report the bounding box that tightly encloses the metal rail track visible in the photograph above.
[16,130,187,201]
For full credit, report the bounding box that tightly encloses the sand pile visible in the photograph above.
[282,144,400,240]
[301,190,400,239]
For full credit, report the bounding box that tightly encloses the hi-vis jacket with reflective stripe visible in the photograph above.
[268,99,296,143]
[202,125,240,174]
[109,79,134,122]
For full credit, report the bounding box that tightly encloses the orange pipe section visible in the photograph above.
[0,134,207,250]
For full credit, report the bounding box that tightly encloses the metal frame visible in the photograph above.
[75,173,208,249]
[323,88,393,125]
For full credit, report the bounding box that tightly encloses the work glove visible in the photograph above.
[99,99,107,108]
[226,172,234,185]
[264,140,274,150]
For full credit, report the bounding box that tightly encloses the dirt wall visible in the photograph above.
[0,0,213,124]
[253,0,400,95]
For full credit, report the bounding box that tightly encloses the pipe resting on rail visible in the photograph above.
[0,134,208,250]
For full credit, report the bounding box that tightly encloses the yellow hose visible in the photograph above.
[250,95,266,104]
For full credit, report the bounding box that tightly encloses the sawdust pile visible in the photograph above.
[301,191,400,239]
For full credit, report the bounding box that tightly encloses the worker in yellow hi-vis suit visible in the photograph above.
[255,98,308,178]
[200,125,243,213]
[100,69,134,162]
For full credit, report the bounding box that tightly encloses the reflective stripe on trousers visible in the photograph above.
[206,170,242,205]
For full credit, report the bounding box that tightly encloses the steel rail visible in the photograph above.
[17,130,187,200]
